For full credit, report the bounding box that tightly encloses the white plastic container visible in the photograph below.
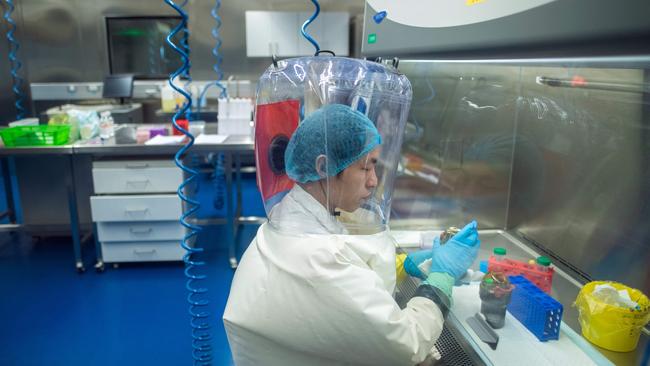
[189,121,206,136]
[99,111,115,139]
[216,98,253,136]
[161,78,186,113]
[161,84,177,113]
[8,118,39,127]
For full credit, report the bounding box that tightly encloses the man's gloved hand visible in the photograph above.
[404,234,447,279]
[403,249,431,279]
[429,221,480,281]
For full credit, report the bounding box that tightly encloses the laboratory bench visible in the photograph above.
[0,128,255,272]
[392,228,648,366]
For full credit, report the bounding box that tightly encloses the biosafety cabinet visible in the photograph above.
[363,1,650,365]
[362,0,650,57]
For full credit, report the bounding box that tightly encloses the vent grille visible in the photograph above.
[394,255,481,366]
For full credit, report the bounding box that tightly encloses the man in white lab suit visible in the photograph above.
[223,104,480,365]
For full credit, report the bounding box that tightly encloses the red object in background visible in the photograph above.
[255,100,300,202]
[488,255,555,293]
[571,75,587,87]
[173,119,189,135]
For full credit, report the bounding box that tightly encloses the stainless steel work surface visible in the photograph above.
[472,230,647,366]
[0,144,74,155]
[451,284,612,366]
[0,134,253,158]
[73,135,254,155]
[393,228,647,366]
[0,134,253,157]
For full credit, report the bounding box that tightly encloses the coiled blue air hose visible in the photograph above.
[4,0,26,119]
[301,0,321,55]
[147,29,157,75]
[164,1,212,364]
[198,0,228,117]
[212,153,225,210]
[191,0,228,213]
[180,0,192,121]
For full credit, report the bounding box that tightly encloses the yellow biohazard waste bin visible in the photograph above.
[575,281,650,352]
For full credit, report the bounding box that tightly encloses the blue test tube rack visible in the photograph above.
[507,275,563,341]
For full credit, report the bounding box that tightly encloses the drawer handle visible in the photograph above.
[133,248,157,255]
[129,227,153,234]
[125,208,149,215]
[125,163,150,169]
[126,179,150,186]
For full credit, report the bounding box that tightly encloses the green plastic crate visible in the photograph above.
[0,125,71,147]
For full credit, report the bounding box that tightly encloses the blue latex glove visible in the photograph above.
[429,220,480,281]
[403,249,431,279]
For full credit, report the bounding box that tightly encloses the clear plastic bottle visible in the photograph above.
[493,247,507,262]
[479,272,514,329]
[536,256,551,272]
[161,84,177,112]
[99,111,114,140]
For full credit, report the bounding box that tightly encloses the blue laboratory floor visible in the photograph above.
[0,224,259,366]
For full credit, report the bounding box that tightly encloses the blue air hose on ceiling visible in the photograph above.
[301,0,321,55]
[198,0,228,119]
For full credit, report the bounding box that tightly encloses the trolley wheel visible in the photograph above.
[94,261,105,272]
[229,257,238,269]
[112,263,120,269]
[76,262,86,273]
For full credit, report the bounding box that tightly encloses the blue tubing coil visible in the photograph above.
[4,0,26,120]
[164,0,212,364]
[300,0,321,54]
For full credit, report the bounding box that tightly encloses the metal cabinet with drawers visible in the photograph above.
[92,160,182,194]
[90,160,185,267]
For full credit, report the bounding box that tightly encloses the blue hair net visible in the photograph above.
[285,104,382,183]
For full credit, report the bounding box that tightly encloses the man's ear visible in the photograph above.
[315,155,328,178]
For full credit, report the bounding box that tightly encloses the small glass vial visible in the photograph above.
[536,256,551,272]
[493,247,506,262]
[440,226,461,245]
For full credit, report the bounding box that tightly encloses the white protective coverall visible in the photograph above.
[223,185,445,365]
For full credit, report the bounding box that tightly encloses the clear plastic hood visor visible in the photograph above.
[254,56,412,234]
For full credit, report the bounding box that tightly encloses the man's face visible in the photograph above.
[330,148,380,212]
